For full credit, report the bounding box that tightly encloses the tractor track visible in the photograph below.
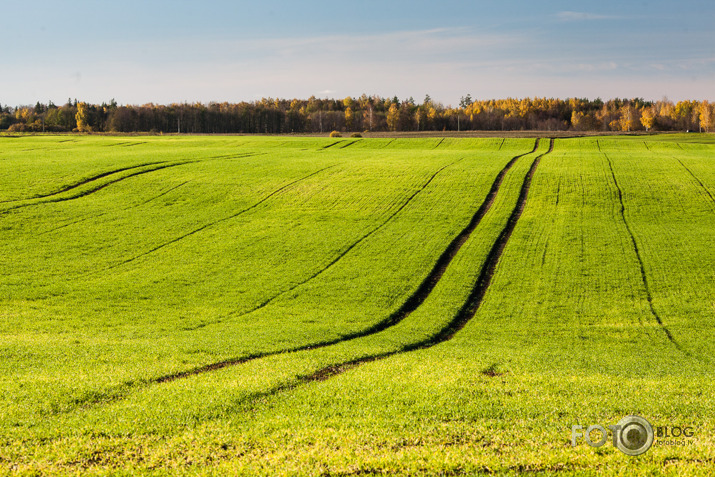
[322,141,343,149]
[339,140,360,149]
[0,162,190,215]
[44,140,543,415]
[184,156,466,331]
[0,161,168,204]
[103,164,338,271]
[154,139,541,383]
[603,153,688,354]
[221,138,555,404]
[675,158,715,206]
[36,182,192,236]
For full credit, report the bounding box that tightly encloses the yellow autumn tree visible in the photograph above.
[640,108,656,131]
[344,107,354,131]
[75,102,92,132]
[571,111,584,130]
[386,103,399,131]
[619,105,639,132]
[699,100,713,132]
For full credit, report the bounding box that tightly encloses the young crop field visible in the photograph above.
[0,134,714,475]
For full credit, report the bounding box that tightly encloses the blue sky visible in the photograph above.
[2,0,713,106]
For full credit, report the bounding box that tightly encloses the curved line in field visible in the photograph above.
[155,139,540,383]
[103,164,338,272]
[603,153,689,355]
[36,181,192,236]
[36,212,109,236]
[0,162,191,215]
[626,141,715,208]
[675,158,715,206]
[225,138,555,404]
[0,161,168,204]
[322,141,343,149]
[185,156,466,332]
[43,140,542,416]
[339,140,361,149]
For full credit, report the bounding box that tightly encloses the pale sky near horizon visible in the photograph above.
[2,0,713,107]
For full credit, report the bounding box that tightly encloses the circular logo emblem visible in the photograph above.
[615,415,654,456]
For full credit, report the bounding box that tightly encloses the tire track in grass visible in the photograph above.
[675,158,715,206]
[185,156,465,332]
[155,139,540,383]
[37,182,192,236]
[103,164,338,271]
[627,141,715,207]
[0,162,191,215]
[339,140,360,149]
[603,153,688,354]
[322,141,343,149]
[43,140,540,415]
[0,161,168,204]
[229,139,555,402]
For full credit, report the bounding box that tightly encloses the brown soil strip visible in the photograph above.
[104,164,338,271]
[155,139,540,383]
[603,152,688,354]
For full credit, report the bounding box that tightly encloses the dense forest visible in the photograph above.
[1,95,713,134]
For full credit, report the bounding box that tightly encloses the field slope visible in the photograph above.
[0,134,713,475]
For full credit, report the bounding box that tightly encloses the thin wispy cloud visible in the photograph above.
[556,11,620,21]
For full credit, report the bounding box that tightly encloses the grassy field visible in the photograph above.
[0,134,713,475]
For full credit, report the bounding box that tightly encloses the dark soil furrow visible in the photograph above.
[603,153,688,354]
[232,139,554,403]
[104,165,338,271]
[155,139,540,383]
[0,161,168,204]
[433,138,445,149]
[339,140,360,149]
[322,141,343,149]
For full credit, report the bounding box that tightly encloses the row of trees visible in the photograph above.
[2,96,713,134]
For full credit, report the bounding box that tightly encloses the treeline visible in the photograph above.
[1,95,713,134]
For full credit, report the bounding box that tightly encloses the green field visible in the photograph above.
[1,134,714,475]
